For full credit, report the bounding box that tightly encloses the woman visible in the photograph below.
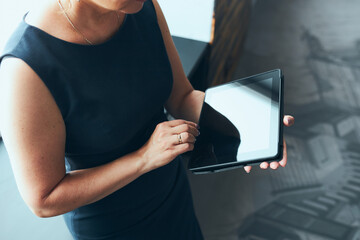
[0,0,294,239]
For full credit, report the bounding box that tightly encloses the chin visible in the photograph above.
[124,2,145,14]
[115,1,145,14]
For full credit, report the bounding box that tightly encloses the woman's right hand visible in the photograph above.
[138,119,200,173]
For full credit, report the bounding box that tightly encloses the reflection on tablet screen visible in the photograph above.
[190,77,278,168]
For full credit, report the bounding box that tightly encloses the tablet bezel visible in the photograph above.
[188,69,284,174]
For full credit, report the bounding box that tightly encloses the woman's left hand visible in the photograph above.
[244,115,295,173]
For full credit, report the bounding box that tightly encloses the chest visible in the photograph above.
[59,25,173,154]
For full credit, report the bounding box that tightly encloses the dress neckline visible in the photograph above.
[22,11,128,48]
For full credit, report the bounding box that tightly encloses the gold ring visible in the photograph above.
[177,133,183,144]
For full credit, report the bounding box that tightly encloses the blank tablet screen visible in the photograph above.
[188,70,282,171]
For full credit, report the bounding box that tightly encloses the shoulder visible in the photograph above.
[0,57,64,136]
[0,57,40,87]
[0,1,62,106]
[23,2,66,40]
[0,58,46,120]
[0,57,58,112]
[0,56,65,163]
[151,0,171,35]
[151,0,165,21]
[0,2,66,68]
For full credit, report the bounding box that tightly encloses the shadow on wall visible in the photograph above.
[188,0,360,239]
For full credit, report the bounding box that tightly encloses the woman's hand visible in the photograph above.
[138,119,200,173]
[244,115,295,173]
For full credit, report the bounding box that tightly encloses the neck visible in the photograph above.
[57,0,126,44]
[60,0,123,27]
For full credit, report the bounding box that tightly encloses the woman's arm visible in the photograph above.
[0,58,146,217]
[153,1,295,172]
[152,1,204,123]
[174,90,205,124]
[0,58,197,218]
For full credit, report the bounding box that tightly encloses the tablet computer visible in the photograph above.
[188,69,284,174]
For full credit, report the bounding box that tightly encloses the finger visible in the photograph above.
[172,123,200,137]
[244,166,251,173]
[283,115,294,126]
[279,139,287,167]
[270,161,280,169]
[170,142,194,157]
[167,119,198,129]
[260,162,269,169]
[173,132,196,145]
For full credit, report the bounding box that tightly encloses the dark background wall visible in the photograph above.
[188,0,360,239]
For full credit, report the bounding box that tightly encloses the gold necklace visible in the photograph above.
[57,0,121,45]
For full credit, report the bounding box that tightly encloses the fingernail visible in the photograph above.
[270,162,277,169]
[196,124,200,129]
[198,130,200,136]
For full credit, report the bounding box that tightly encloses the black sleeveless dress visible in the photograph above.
[0,1,203,239]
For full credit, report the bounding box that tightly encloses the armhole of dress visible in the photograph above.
[147,0,160,24]
[147,0,156,12]
[0,54,68,122]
